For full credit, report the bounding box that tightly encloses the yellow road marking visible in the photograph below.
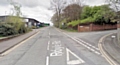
[1,31,40,56]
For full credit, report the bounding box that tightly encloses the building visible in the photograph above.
[22,17,40,28]
[0,16,40,28]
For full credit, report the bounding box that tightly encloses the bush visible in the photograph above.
[0,22,31,36]
[67,20,80,27]
[18,23,28,34]
[0,23,17,36]
[7,16,31,33]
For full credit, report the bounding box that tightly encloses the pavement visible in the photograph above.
[0,29,40,54]
[102,33,120,64]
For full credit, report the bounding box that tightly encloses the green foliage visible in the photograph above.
[81,6,92,19]
[6,16,29,33]
[81,6,101,20]
[81,17,95,23]
[63,28,78,32]
[55,5,115,28]
[67,20,80,27]
[67,17,95,27]
[59,19,67,29]
[0,0,31,36]
[0,22,17,36]
[81,5,115,25]
[0,21,29,36]
[90,6,101,17]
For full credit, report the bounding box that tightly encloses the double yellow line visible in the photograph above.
[98,33,118,65]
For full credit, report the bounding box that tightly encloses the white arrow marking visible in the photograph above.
[66,48,85,65]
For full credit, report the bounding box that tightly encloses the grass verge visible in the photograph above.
[62,28,78,32]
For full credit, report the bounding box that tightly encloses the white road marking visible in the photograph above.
[95,51,101,55]
[47,41,50,50]
[48,31,50,38]
[46,56,49,65]
[66,48,85,65]
[50,41,64,57]
[60,32,101,55]
[74,39,101,55]
[49,31,50,36]
[75,37,99,51]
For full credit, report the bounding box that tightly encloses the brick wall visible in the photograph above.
[117,23,120,28]
[78,24,117,32]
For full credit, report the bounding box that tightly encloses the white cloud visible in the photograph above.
[0,0,53,24]
[0,0,106,24]
[21,6,53,23]
[85,0,106,6]
[0,5,12,15]
[0,0,9,6]
[12,0,51,8]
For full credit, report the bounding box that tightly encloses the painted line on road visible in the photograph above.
[75,37,99,51]
[56,28,117,64]
[46,56,49,65]
[65,33,101,55]
[1,30,40,56]
[49,32,50,36]
[66,48,85,64]
[99,43,117,65]
[55,28,101,55]
[47,41,50,50]
[49,31,50,36]
[77,40,100,55]
[98,33,118,65]
[50,41,64,57]
[48,31,51,38]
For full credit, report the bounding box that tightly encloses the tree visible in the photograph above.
[7,0,29,34]
[63,4,82,22]
[81,6,92,19]
[106,0,120,43]
[51,13,58,27]
[101,5,115,22]
[106,0,120,11]
[50,0,66,27]
[9,0,22,16]
[80,5,115,25]
[106,0,120,21]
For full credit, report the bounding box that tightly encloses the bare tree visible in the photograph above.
[63,4,82,22]
[8,0,22,16]
[106,0,120,11]
[106,0,120,43]
[50,0,66,27]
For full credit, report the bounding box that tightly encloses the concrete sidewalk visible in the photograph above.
[103,33,120,64]
[0,29,40,54]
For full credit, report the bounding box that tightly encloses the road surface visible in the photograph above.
[0,26,116,65]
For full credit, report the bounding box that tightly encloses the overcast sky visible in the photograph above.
[0,0,106,24]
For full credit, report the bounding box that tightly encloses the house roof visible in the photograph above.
[0,15,40,23]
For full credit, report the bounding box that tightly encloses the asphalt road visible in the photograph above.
[0,26,117,65]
